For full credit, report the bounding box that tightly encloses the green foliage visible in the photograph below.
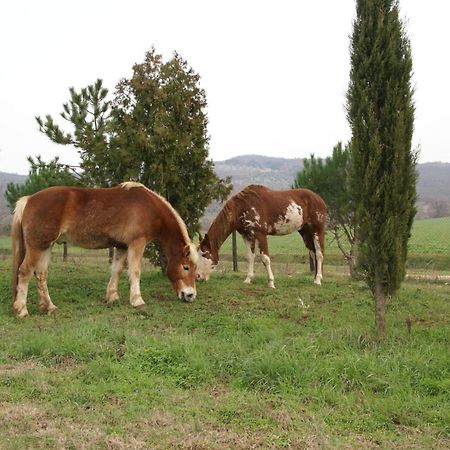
[4,156,80,211]
[347,0,416,298]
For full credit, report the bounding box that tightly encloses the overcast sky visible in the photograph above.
[1,0,449,175]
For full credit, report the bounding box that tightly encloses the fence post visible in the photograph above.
[63,242,68,262]
[232,230,238,272]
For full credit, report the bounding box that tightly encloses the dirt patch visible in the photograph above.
[413,318,450,327]
[0,360,38,377]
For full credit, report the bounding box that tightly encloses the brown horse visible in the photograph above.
[12,182,198,317]
[197,184,326,288]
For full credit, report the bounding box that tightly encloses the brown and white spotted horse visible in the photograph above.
[11,182,198,317]
[197,184,327,288]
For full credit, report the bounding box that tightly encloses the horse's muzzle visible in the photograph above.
[179,288,196,302]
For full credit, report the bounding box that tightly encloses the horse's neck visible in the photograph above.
[157,220,186,257]
[207,203,237,258]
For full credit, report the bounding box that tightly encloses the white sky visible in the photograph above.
[1,0,449,175]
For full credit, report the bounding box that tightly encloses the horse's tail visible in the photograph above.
[12,196,28,303]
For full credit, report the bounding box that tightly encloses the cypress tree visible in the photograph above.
[346,0,416,337]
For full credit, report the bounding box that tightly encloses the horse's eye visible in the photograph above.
[183,265,190,271]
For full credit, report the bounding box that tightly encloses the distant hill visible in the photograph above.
[214,155,304,192]
[208,155,450,224]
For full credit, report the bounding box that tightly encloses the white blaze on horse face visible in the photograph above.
[196,249,215,281]
[272,202,304,235]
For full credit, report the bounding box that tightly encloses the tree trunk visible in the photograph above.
[374,279,386,339]
[348,240,359,279]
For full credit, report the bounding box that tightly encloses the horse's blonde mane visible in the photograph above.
[120,182,196,262]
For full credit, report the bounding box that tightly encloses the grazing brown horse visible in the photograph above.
[197,184,326,288]
[12,182,198,318]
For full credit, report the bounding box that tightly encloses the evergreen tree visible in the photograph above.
[346,0,416,337]
[293,142,358,277]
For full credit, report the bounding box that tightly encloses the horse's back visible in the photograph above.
[20,185,156,250]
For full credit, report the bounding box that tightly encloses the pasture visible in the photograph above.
[0,219,449,449]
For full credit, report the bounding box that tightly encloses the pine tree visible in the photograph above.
[36,79,113,186]
[346,0,416,337]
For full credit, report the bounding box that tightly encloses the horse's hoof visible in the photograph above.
[106,292,120,303]
[47,305,58,315]
[131,296,146,307]
[15,308,29,318]
[243,278,252,284]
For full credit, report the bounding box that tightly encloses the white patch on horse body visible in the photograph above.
[241,207,261,229]
[272,202,303,235]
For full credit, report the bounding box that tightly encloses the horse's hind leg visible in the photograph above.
[243,237,256,284]
[299,226,319,285]
[13,248,41,317]
[256,234,275,289]
[313,232,324,286]
[106,247,127,303]
[127,239,146,307]
[35,248,58,314]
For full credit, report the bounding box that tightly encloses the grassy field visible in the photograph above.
[0,254,449,449]
[215,216,450,274]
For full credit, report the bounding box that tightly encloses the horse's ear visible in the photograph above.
[183,244,191,257]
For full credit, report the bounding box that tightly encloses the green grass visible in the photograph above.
[0,256,449,448]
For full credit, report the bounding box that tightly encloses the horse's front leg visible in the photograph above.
[127,239,147,307]
[257,234,275,289]
[106,247,127,303]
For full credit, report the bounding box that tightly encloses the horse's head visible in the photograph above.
[196,233,216,281]
[166,243,198,302]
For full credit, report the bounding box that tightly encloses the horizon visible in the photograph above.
[1,153,449,177]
